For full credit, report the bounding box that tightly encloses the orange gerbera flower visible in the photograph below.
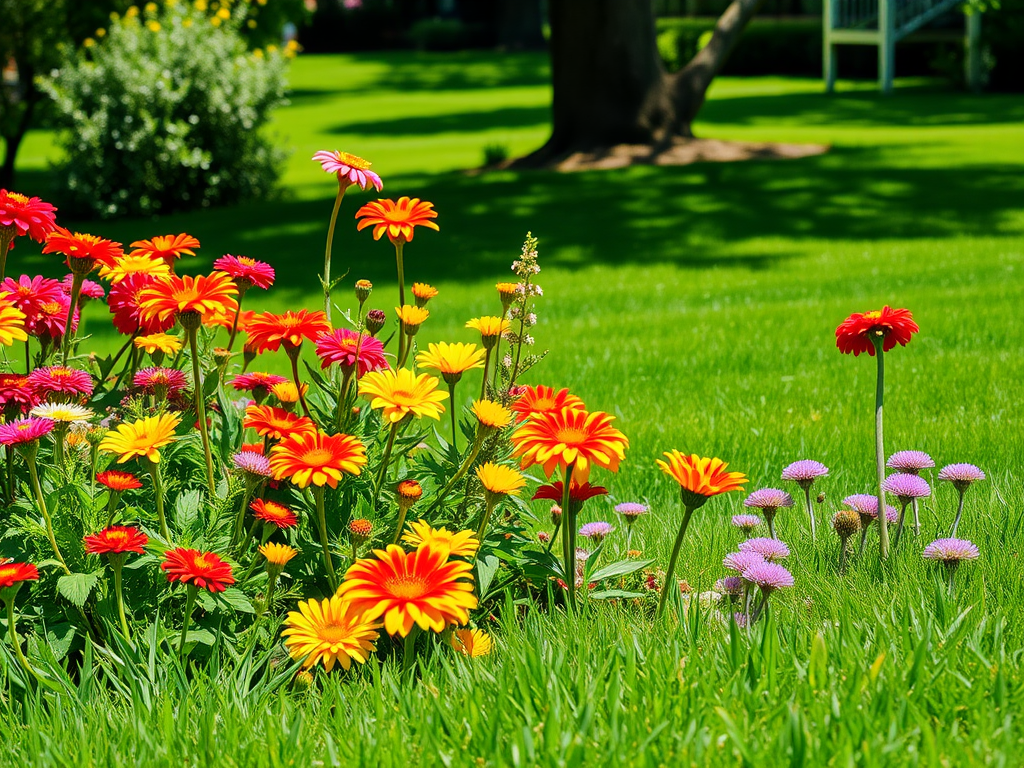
[510,385,585,423]
[137,272,238,325]
[83,526,149,555]
[96,470,143,492]
[511,407,628,483]
[243,404,316,441]
[355,197,439,244]
[835,306,919,356]
[129,233,200,266]
[161,548,234,593]
[251,498,298,529]
[270,430,367,489]
[656,451,747,508]
[337,544,477,637]
[42,226,123,271]
[245,309,331,353]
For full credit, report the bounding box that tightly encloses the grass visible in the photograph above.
[3,51,1024,765]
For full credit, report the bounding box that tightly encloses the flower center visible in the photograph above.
[318,623,352,643]
[533,397,555,411]
[7,193,29,205]
[107,531,128,543]
[385,575,429,599]
[337,152,371,170]
[238,257,256,266]
[301,448,334,466]
[193,555,211,569]
[555,427,587,445]
[389,389,418,406]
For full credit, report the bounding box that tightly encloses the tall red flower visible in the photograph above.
[0,561,40,589]
[0,190,57,243]
[161,548,235,593]
[84,526,149,555]
[42,226,123,273]
[355,197,439,244]
[836,306,919,356]
[96,470,143,492]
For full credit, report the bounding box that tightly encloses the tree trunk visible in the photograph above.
[513,0,766,167]
[497,0,545,50]
[0,71,38,190]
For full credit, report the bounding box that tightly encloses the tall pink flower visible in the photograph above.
[213,254,276,291]
[315,328,388,377]
[28,366,93,400]
[312,151,383,191]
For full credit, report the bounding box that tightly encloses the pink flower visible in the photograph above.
[0,416,55,446]
[230,372,288,394]
[133,367,189,395]
[27,366,93,400]
[723,551,765,575]
[108,274,173,336]
[0,373,39,414]
[0,190,58,242]
[738,537,790,562]
[213,255,275,291]
[26,296,77,341]
[741,561,795,594]
[1,275,65,317]
[312,150,383,191]
[315,328,388,376]
[61,274,106,301]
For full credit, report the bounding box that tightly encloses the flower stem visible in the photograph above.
[5,598,42,685]
[391,506,410,545]
[766,509,777,540]
[657,505,695,619]
[480,347,492,401]
[803,486,816,543]
[322,184,346,324]
[425,431,485,516]
[178,585,197,660]
[371,422,400,512]
[911,497,921,538]
[560,462,578,614]
[145,459,171,542]
[226,295,245,351]
[26,454,70,574]
[394,241,406,363]
[314,486,338,592]
[447,381,458,453]
[111,558,131,641]
[230,485,254,550]
[401,624,420,681]
[187,326,217,499]
[62,274,84,365]
[287,349,313,420]
[871,337,890,560]
[893,500,909,548]
[476,496,498,546]
[838,537,850,574]
[951,489,966,536]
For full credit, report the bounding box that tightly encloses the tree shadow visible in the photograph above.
[325,105,551,137]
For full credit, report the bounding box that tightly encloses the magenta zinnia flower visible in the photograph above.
[738,537,790,562]
[938,463,986,491]
[133,367,189,396]
[213,255,276,291]
[28,366,93,400]
[0,373,39,413]
[312,150,383,191]
[62,275,105,301]
[781,460,829,486]
[886,450,934,474]
[0,416,55,446]
[1,274,65,317]
[579,521,614,543]
[315,328,389,377]
[233,451,272,478]
[230,372,289,395]
[732,514,763,533]
[741,561,795,594]
[882,473,931,502]
[723,550,766,575]
[922,538,979,563]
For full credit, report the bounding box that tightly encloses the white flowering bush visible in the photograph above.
[41,2,290,218]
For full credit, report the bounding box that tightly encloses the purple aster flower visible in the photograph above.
[715,576,744,596]
[743,488,794,510]
[233,451,271,479]
[781,460,829,486]
[614,502,648,521]
[882,473,931,502]
[843,494,899,523]
[886,450,935,474]
[723,550,766,575]
[742,561,795,594]
[739,537,790,562]
[938,463,986,491]
[579,521,615,543]
[732,514,763,533]
[923,537,979,563]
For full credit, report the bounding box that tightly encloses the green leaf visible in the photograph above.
[56,572,101,608]
[588,559,654,583]
[476,554,500,598]
[589,589,645,600]
[44,622,78,662]
[174,488,203,529]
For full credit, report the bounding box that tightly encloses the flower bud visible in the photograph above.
[354,279,373,305]
[365,309,386,336]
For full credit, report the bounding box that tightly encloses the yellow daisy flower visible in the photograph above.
[98,413,180,463]
[358,368,448,423]
[402,519,479,558]
[135,332,183,355]
[98,254,170,284]
[450,628,493,657]
[281,595,380,672]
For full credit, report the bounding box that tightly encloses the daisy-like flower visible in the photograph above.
[282,595,381,672]
[396,479,423,508]
[658,452,746,509]
[742,487,794,539]
[108,274,174,336]
[476,462,526,499]
[0,561,40,590]
[882,473,931,502]
[532,480,608,512]
[212,254,275,291]
[98,254,170,284]
[137,272,238,326]
[84,526,149,555]
[243,404,317,441]
[245,309,331,353]
[402,520,480,558]
[135,332,183,356]
[723,550,766,575]
[162,548,234,593]
[231,372,289,396]
[312,150,384,191]
[26,297,77,342]
[450,628,493,658]
[738,537,790,562]
[1,275,64,320]
[0,373,38,412]
[128,233,200,266]
[30,402,94,425]
[359,368,448,423]
[732,514,763,534]
[579,521,614,544]
[337,543,477,637]
[98,413,180,463]
[269,430,367,489]
[0,416,53,447]
[0,189,57,243]
[741,561,795,596]
[496,281,520,309]
[42,226,123,273]
[27,366,93,401]
[316,329,388,376]
[259,542,298,570]
[938,463,986,491]
[416,342,485,384]
[96,470,143,492]
[781,460,829,487]
[887,450,935,475]
[510,385,586,423]
[355,197,438,244]
[472,399,513,431]
[922,538,980,564]
[133,367,188,397]
[836,306,919,356]
[61,274,105,301]
[233,450,272,479]
[395,304,429,334]
[615,502,648,520]
[411,282,437,307]
[251,499,298,529]
[0,292,27,346]
[270,381,308,406]
[465,316,510,348]
[512,407,628,483]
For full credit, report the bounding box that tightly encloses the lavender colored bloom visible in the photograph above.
[739,537,790,562]
[723,551,766,574]
[715,576,744,596]
[732,514,763,532]
[579,521,615,543]
[743,488,794,511]
[886,450,935,474]
[730,611,749,628]
[882,473,931,502]
[781,460,829,486]
[742,561,795,594]
[923,538,980,563]
[233,451,271,478]
[614,502,649,520]
[938,463,986,490]
[843,494,899,523]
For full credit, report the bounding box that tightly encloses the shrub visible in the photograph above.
[40,2,291,218]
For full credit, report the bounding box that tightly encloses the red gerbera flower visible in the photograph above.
[27,366,93,400]
[250,498,298,529]
[161,548,235,593]
[230,372,288,395]
[108,274,174,336]
[509,385,586,423]
[43,226,123,273]
[84,526,149,556]
[240,442,265,454]
[245,310,331,353]
[0,373,39,413]
[129,233,200,266]
[96,470,144,492]
[212,254,275,291]
[0,561,40,589]
[835,306,919,356]
[532,481,609,504]
[0,189,57,242]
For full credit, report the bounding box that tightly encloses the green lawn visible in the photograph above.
[4,52,1024,765]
